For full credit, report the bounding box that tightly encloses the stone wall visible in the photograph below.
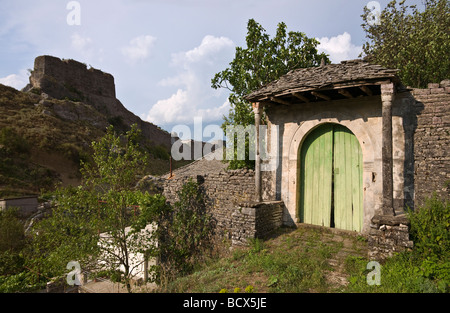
[367,81,449,261]
[163,169,256,239]
[368,214,414,262]
[163,170,284,246]
[411,81,450,205]
[232,201,284,246]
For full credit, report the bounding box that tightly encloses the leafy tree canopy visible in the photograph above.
[361,0,450,88]
[212,19,329,168]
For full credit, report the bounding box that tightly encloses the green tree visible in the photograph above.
[212,19,329,169]
[361,0,450,88]
[29,125,163,292]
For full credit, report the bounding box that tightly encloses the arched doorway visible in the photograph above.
[298,123,363,232]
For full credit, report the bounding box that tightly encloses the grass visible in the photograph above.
[155,220,449,293]
[156,226,369,293]
[344,253,449,293]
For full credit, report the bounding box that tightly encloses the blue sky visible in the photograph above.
[0,0,424,139]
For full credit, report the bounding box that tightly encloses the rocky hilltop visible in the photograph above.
[23,55,171,149]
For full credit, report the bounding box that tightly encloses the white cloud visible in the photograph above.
[0,70,29,90]
[144,35,234,126]
[172,35,234,66]
[121,35,157,64]
[146,89,187,124]
[197,99,230,119]
[71,33,92,51]
[317,32,363,64]
[70,33,101,62]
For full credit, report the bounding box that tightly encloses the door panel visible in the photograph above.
[299,123,363,232]
[333,125,363,232]
[299,124,333,227]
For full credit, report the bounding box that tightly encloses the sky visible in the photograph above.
[0,0,425,140]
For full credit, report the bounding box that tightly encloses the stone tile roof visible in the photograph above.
[164,148,228,179]
[245,59,400,102]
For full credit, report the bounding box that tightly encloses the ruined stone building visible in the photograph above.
[24,55,172,149]
[165,59,449,260]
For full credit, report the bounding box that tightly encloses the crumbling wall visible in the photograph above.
[28,55,116,101]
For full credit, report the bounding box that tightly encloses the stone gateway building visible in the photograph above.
[164,59,449,260]
[246,60,405,232]
[244,59,449,259]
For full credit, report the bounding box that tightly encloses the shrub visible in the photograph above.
[408,194,450,261]
[345,195,450,292]
[157,179,215,284]
[148,144,170,160]
[408,195,450,289]
[107,116,128,133]
[0,272,46,293]
[0,127,31,155]
[58,142,89,166]
[0,251,25,276]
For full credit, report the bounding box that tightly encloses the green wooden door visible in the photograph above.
[333,125,363,231]
[299,124,333,227]
[299,124,363,232]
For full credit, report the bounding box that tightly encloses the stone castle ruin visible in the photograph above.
[23,55,171,149]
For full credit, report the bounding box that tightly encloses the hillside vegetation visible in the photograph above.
[0,84,181,198]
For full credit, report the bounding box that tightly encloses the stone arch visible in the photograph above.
[284,111,381,233]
